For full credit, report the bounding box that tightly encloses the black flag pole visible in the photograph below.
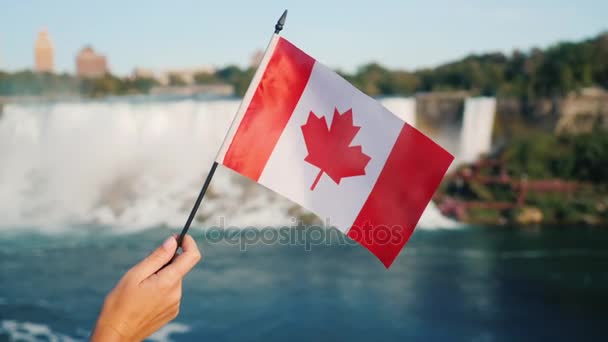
[274,9,288,34]
[174,9,289,249]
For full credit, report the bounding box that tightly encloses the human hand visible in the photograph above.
[91,234,201,341]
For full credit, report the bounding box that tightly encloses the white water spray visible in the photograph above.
[0,97,455,231]
[381,97,417,127]
[458,97,496,164]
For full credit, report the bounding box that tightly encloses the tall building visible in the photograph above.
[76,46,108,78]
[34,29,54,72]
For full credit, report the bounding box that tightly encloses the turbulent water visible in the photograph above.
[0,97,457,231]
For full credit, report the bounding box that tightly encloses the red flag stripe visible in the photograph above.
[348,124,454,268]
[222,38,315,181]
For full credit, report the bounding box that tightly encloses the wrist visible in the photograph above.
[91,322,127,342]
[91,301,130,342]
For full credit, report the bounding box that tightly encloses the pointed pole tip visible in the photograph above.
[274,9,288,34]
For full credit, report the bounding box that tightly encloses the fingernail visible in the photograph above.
[162,236,176,251]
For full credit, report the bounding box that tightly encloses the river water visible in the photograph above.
[1,226,607,341]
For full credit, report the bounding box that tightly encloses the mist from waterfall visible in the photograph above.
[0,97,458,231]
[380,97,417,127]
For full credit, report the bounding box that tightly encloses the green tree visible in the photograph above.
[193,72,218,84]
[128,76,159,94]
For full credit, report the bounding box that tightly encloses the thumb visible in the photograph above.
[129,236,177,282]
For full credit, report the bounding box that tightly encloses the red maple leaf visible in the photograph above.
[301,108,371,190]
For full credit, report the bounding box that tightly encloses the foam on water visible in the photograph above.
[0,319,191,342]
[148,322,192,342]
[0,320,81,342]
[0,97,458,231]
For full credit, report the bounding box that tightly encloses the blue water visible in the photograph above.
[1,226,607,341]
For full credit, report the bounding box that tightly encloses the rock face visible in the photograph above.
[556,88,608,134]
[415,89,608,145]
[515,207,544,225]
[416,91,468,129]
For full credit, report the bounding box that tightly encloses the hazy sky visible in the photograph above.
[1,0,607,75]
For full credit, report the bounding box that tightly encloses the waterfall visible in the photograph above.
[458,97,496,164]
[0,97,457,230]
[380,97,416,127]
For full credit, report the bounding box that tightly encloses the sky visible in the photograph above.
[1,0,607,75]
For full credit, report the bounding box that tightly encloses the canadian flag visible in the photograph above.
[216,35,454,268]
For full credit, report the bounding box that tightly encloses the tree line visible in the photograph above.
[1,32,607,99]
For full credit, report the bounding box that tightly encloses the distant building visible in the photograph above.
[76,46,108,78]
[34,29,54,72]
[132,68,155,79]
[132,66,216,85]
[250,49,264,68]
[149,84,234,97]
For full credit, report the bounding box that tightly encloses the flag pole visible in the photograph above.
[174,9,288,249]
